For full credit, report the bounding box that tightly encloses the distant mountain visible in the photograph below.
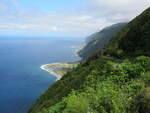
[28,7,150,113]
[78,22,127,59]
[85,32,98,44]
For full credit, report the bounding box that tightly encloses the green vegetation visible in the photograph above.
[78,22,127,59]
[28,7,150,113]
[30,56,150,113]
[103,7,150,57]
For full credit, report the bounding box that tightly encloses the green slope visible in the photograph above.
[103,7,150,58]
[28,7,150,113]
[78,23,127,59]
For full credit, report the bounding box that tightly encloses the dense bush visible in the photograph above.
[36,56,150,113]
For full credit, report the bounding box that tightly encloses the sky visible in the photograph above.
[0,0,150,38]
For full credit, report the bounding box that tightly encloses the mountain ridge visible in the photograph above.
[28,7,150,113]
[78,22,127,59]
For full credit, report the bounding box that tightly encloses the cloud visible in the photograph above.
[0,0,18,12]
[0,0,150,37]
[82,0,150,22]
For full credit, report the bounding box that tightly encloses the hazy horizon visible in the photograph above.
[0,0,149,38]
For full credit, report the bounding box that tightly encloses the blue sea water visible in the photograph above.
[0,37,83,113]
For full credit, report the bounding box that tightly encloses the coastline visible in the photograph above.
[41,46,82,81]
[40,63,62,81]
[41,62,79,81]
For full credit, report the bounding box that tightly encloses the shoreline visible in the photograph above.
[40,45,82,81]
[40,62,79,81]
[40,63,62,81]
[41,47,81,81]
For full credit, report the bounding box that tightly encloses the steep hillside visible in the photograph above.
[102,7,150,58]
[28,7,150,113]
[85,32,98,44]
[78,23,127,59]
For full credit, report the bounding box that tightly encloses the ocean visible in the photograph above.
[0,37,83,113]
